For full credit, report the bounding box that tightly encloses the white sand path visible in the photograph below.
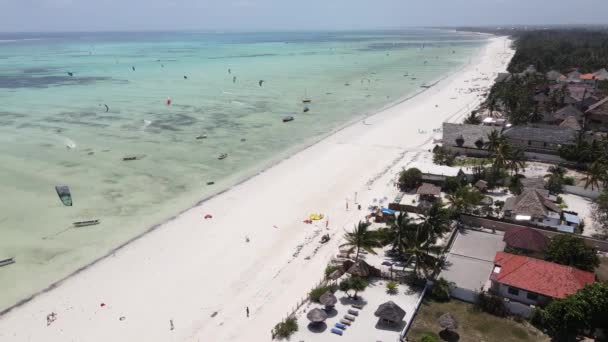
[0,36,513,342]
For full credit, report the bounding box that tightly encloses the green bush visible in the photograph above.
[324,265,338,279]
[476,291,508,317]
[419,333,440,342]
[272,317,298,340]
[429,277,451,302]
[563,176,575,186]
[386,281,399,294]
[309,285,331,303]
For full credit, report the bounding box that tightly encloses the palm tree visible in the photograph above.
[446,186,483,215]
[584,160,607,191]
[400,224,443,279]
[506,147,526,175]
[484,130,503,154]
[388,213,416,256]
[419,203,452,243]
[340,221,377,261]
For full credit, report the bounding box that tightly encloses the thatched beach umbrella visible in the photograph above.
[307,308,328,323]
[374,301,406,324]
[319,291,337,308]
[438,312,458,331]
[347,260,371,277]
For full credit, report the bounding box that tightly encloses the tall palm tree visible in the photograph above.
[419,202,452,243]
[388,213,416,256]
[484,130,504,154]
[399,224,443,279]
[584,160,607,191]
[340,221,377,261]
[506,147,527,175]
[446,186,483,215]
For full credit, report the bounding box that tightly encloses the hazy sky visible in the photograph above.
[1,0,607,32]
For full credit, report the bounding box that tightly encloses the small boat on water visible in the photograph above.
[196,135,207,140]
[73,219,100,227]
[55,185,73,206]
[0,257,15,268]
[420,85,431,89]
[218,153,228,160]
[282,116,294,123]
[303,106,310,113]
[122,156,138,161]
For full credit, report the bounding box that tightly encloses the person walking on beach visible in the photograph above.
[246,306,250,318]
[346,200,349,211]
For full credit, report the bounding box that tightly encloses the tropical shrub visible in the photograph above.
[272,317,298,340]
[398,167,423,190]
[476,291,508,317]
[309,285,332,303]
[386,281,399,295]
[430,277,451,302]
[545,235,599,271]
[419,333,440,342]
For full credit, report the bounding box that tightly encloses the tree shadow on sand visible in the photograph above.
[374,319,406,332]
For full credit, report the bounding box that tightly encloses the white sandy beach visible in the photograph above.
[0,36,513,342]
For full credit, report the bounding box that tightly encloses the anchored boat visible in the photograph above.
[73,219,100,227]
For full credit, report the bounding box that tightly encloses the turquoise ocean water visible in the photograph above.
[0,30,486,311]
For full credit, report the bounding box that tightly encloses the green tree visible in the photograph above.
[592,189,608,234]
[388,213,417,255]
[339,276,368,300]
[445,185,484,215]
[584,160,607,191]
[398,167,423,190]
[484,130,504,154]
[340,221,378,262]
[545,165,567,194]
[545,235,599,271]
[538,282,608,341]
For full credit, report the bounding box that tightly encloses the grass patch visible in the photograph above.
[452,157,493,167]
[408,299,549,342]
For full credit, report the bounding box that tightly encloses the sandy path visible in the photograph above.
[0,36,513,342]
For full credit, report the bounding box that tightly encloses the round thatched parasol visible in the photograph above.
[374,301,406,324]
[307,308,328,323]
[319,291,337,307]
[437,312,458,331]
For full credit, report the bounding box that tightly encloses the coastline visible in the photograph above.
[0,36,514,341]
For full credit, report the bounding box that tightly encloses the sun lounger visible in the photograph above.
[352,304,364,310]
[335,323,347,330]
[344,314,356,321]
[339,319,351,326]
[348,309,359,316]
[331,328,343,336]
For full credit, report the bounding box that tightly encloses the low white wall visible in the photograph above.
[563,185,601,200]
[504,300,534,318]
[449,286,478,303]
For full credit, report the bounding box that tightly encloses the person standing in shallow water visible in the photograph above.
[246,306,249,317]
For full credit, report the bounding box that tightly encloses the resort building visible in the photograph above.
[490,252,595,307]
[502,125,576,155]
[441,123,498,157]
[585,96,608,131]
[503,227,549,256]
[502,189,562,227]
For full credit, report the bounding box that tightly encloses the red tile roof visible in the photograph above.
[503,227,549,253]
[580,73,596,80]
[492,252,595,299]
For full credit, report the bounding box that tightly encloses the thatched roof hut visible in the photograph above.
[416,183,441,197]
[374,301,406,324]
[347,260,371,277]
[306,308,328,323]
[319,291,337,307]
[438,312,458,330]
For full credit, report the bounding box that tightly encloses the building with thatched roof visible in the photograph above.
[502,125,576,155]
[374,301,406,324]
[559,116,582,131]
[502,189,561,227]
[474,180,488,192]
[347,259,371,277]
[441,123,498,157]
[544,105,584,125]
[585,96,608,132]
[520,177,545,190]
[306,308,328,323]
[416,183,441,202]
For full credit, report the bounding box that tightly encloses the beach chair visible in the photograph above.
[352,304,364,310]
[331,328,343,336]
[339,319,351,326]
[335,322,347,330]
[344,314,356,321]
[347,309,359,316]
